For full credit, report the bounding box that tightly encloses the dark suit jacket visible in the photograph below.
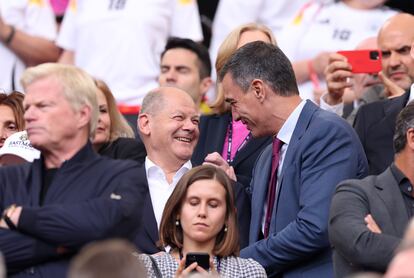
[0,143,147,277]
[329,167,408,278]
[133,163,252,253]
[241,101,368,278]
[354,91,409,175]
[192,112,272,187]
[98,137,146,165]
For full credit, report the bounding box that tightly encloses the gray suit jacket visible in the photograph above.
[329,167,409,278]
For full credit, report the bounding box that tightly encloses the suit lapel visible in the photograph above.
[375,168,410,237]
[249,144,272,242]
[383,91,409,133]
[279,101,317,181]
[139,167,159,245]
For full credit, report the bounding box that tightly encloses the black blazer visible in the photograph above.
[98,137,146,165]
[192,113,272,187]
[353,91,409,175]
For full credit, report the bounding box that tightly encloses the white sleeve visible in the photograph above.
[56,0,76,51]
[171,0,203,41]
[209,0,263,66]
[1,0,57,40]
[319,93,344,116]
[277,1,321,61]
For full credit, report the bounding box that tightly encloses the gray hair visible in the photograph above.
[218,41,299,96]
[394,101,414,154]
[21,63,99,138]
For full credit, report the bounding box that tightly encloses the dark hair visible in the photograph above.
[0,91,25,130]
[218,41,299,96]
[394,102,414,153]
[68,239,146,278]
[161,37,212,79]
[159,165,239,257]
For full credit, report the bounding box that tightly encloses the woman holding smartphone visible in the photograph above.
[140,165,266,277]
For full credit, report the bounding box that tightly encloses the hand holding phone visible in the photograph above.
[337,49,382,74]
[185,252,210,271]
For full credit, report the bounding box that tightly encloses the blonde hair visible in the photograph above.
[211,23,277,114]
[21,63,99,138]
[94,79,134,141]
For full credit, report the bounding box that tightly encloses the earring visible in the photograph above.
[224,225,228,233]
[175,219,180,226]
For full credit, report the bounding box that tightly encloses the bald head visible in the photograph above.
[138,86,200,168]
[379,13,414,41]
[140,87,196,115]
[377,13,414,91]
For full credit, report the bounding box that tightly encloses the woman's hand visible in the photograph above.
[175,257,208,277]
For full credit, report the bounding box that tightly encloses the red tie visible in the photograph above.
[264,138,283,238]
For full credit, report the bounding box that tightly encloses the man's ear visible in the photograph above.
[251,79,266,102]
[199,77,213,96]
[137,113,151,136]
[77,105,92,130]
[411,42,414,59]
[407,128,414,151]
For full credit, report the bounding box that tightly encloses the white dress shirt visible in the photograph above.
[145,157,192,229]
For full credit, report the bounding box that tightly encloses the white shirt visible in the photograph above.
[145,157,192,229]
[278,1,396,101]
[57,0,203,106]
[408,84,414,105]
[0,0,57,92]
[261,100,307,233]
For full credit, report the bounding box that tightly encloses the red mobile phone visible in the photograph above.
[337,49,382,74]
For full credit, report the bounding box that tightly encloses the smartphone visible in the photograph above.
[185,252,210,271]
[337,49,382,74]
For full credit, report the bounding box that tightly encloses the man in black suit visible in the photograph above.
[324,13,414,175]
[133,87,251,253]
[329,102,414,278]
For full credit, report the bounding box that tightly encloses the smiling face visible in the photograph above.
[93,89,111,148]
[179,178,227,248]
[139,89,200,166]
[0,105,18,148]
[222,74,268,137]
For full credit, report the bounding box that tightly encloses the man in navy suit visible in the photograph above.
[219,41,368,277]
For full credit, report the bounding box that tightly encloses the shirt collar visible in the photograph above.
[145,156,192,178]
[277,100,307,145]
[409,83,414,104]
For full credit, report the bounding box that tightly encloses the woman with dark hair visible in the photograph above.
[0,91,25,148]
[140,165,266,277]
[92,79,146,164]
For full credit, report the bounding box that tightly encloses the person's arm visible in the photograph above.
[241,122,367,274]
[329,182,400,271]
[58,50,75,64]
[292,52,331,84]
[0,229,62,274]
[9,167,147,249]
[0,17,60,66]
[323,52,354,106]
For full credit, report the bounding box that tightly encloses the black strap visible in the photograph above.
[11,62,16,91]
[148,255,162,278]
